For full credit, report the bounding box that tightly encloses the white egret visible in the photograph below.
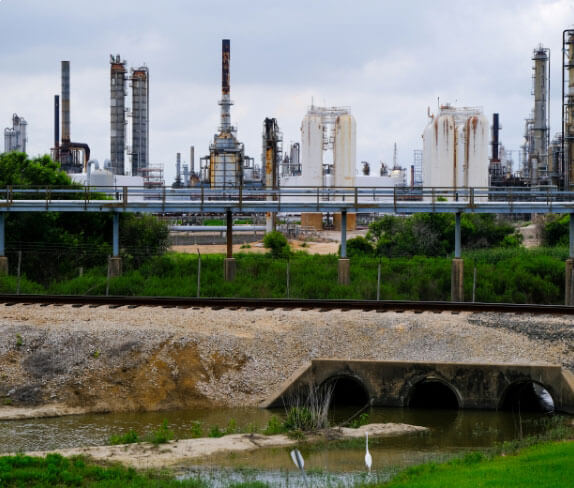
[290,448,309,488]
[365,431,372,473]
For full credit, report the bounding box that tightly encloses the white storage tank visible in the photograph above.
[301,112,323,187]
[334,113,356,187]
[422,105,489,193]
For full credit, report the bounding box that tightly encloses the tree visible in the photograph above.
[0,153,168,283]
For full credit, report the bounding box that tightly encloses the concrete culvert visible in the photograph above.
[408,380,460,409]
[325,376,370,408]
[500,382,555,413]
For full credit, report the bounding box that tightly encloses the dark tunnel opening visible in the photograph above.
[500,382,555,413]
[327,376,370,409]
[408,380,460,409]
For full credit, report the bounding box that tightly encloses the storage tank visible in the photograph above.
[422,112,456,188]
[300,112,323,186]
[464,113,490,188]
[422,105,489,192]
[334,113,356,187]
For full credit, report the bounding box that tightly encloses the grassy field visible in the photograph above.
[378,441,574,488]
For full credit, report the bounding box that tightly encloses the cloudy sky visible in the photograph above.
[0,0,572,184]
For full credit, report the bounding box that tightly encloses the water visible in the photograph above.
[0,406,564,486]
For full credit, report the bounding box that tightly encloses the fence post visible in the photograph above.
[16,250,22,295]
[286,257,290,299]
[377,261,381,301]
[197,249,201,298]
[472,266,477,303]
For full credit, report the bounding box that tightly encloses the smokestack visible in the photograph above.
[61,61,70,144]
[492,113,500,162]
[54,95,60,151]
[219,40,232,133]
[222,39,230,95]
[190,145,195,174]
[176,152,181,181]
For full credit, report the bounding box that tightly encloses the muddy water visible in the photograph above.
[0,406,565,485]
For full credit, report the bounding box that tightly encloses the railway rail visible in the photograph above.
[0,295,573,315]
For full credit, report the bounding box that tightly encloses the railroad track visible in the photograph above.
[0,294,573,315]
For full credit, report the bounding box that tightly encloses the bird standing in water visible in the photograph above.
[365,431,372,473]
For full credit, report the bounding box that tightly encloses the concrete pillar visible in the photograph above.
[224,257,236,281]
[451,213,463,301]
[107,256,122,278]
[338,258,350,285]
[567,214,574,305]
[340,210,347,258]
[0,257,7,276]
[451,258,464,302]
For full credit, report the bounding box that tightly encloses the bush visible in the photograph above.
[108,429,140,445]
[263,231,290,258]
[343,236,374,257]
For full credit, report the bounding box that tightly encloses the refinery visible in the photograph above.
[2,30,574,198]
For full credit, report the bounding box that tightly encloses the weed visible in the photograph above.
[2,398,12,406]
[349,412,370,428]
[91,350,100,359]
[190,420,203,438]
[108,429,140,445]
[240,244,251,249]
[146,420,174,445]
[208,425,225,438]
[263,415,285,435]
[15,334,23,348]
[226,418,239,434]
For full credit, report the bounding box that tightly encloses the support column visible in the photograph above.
[338,210,350,285]
[108,213,122,278]
[0,213,7,275]
[224,209,236,281]
[451,212,464,301]
[566,214,574,305]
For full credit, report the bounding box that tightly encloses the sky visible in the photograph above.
[0,0,572,185]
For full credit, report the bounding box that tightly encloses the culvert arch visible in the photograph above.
[406,376,462,409]
[320,374,371,409]
[499,381,555,413]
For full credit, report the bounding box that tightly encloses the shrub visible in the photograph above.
[109,429,140,445]
[146,420,174,445]
[263,231,290,258]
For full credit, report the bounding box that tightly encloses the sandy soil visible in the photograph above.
[171,239,340,256]
[23,423,427,469]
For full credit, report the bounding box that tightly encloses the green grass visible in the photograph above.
[378,441,574,488]
[0,453,205,487]
[2,246,571,304]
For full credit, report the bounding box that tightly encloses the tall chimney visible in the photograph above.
[61,61,71,145]
[222,39,230,95]
[190,145,195,174]
[492,113,500,162]
[54,95,60,151]
[220,39,232,133]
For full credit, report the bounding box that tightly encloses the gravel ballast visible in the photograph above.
[0,304,572,415]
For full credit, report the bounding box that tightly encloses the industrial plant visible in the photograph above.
[1,28,573,200]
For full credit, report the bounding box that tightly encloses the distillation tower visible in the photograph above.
[521,46,550,185]
[110,55,127,175]
[131,66,149,176]
[563,30,574,189]
[3,114,27,153]
[201,39,248,188]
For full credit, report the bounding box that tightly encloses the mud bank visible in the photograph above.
[0,304,572,416]
[23,423,427,469]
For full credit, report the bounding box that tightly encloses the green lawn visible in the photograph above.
[379,441,574,488]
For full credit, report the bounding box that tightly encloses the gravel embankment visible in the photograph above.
[0,304,572,414]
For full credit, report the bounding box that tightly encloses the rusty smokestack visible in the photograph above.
[222,39,230,95]
[61,61,71,145]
